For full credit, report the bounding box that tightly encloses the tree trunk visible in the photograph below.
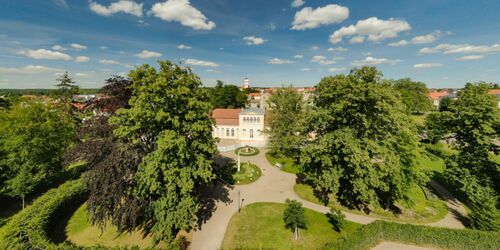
[294,227,298,240]
[21,195,25,210]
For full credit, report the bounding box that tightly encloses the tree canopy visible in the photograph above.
[393,78,432,114]
[54,71,79,102]
[300,67,426,210]
[283,199,307,240]
[267,86,305,157]
[208,80,247,108]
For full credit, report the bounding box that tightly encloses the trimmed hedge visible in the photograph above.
[234,146,259,156]
[325,220,500,250]
[0,179,87,250]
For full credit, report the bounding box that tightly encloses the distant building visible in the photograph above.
[241,77,250,90]
[211,107,266,143]
[488,89,500,108]
[427,89,457,108]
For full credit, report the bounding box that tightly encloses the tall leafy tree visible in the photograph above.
[283,199,307,240]
[393,78,432,114]
[443,82,500,231]
[209,80,247,108]
[267,86,305,157]
[300,67,425,210]
[110,61,217,243]
[0,101,76,208]
[54,71,79,102]
[439,96,454,112]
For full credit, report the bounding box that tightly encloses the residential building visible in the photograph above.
[212,107,266,143]
[488,89,500,108]
[428,89,457,108]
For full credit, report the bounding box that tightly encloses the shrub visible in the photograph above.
[327,207,345,232]
[234,146,259,156]
[325,220,500,250]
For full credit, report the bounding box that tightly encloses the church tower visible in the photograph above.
[242,77,250,89]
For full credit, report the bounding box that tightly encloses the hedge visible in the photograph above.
[234,146,259,156]
[324,220,500,250]
[0,179,87,250]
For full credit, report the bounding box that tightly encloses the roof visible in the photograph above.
[488,89,500,95]
[240,107,265,115]
[212,108,240,126]
[249,93,261,97]
[428,90,449,100]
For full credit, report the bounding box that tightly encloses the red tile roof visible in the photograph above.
[427,90,449,100]
[212,108,240,126]
[249,93,261,97]
[488,89,500,95]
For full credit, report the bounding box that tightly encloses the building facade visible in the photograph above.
[212,107,266,142]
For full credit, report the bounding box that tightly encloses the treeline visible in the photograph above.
[0,88,100,96]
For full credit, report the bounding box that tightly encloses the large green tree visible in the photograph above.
[283,199,307,240]
[110,61,217,243]
[393,78,432,114]
[300,67,425,210]
[54,71,79,102]
[209,80,247,108]
[267,86,305,157]
[443,82,500,231]
[0,101,76,208]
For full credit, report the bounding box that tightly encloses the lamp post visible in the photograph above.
[237,190,241,212]
[237,149,241,172]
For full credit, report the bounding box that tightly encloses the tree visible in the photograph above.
[283,199,307,240]
[0,101,76,208]
[393,78,432,114]
[267,86,305,157]
[110,61,217,243]
[0,96,10,109]
[442,82,500,230]
[55,71,79,102]
[300,67,426,210]
[209,80,247,108]
[439,96,454,112]
[425,112,453,144]
[326,207,345,232]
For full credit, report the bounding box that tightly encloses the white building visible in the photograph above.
[212,107,266,143]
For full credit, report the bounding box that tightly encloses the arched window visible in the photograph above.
[242,129,246,137]
[250,129,254,139]
[243,117,247,123]
[226,128,230,136]
[231,128,234,137]
[257,117,260,123]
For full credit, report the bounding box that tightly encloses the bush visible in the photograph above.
[325,220,500,250]
[327,207,345,232]
[234,146,259,156]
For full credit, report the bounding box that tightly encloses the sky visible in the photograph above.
[0,0,499,89]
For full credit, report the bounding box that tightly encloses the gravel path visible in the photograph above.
[191,148,466,250]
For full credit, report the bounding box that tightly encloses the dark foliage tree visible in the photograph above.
[393,78,432,114]
[0,101,76,208]
[327,207,346,232]
[283,199,307,240]
[439,97,454,112]
[110,61,217,243]
[97,75,133,113]
[209,80,247,108]
[300,67,426,210]
[267,86,305,157]
[424,112,453,144]
[0,97,10,109]
[54,71,79,102]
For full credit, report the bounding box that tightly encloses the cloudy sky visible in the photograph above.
[0,0,499,89]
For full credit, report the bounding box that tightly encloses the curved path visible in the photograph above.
[191,148,466,250]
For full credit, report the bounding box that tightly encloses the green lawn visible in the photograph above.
[66,203,172,249]
[265,152,301,174]
[233,162,262,185]
[294,183,447,224]
[221,202,361,249]
[416,152,445,173]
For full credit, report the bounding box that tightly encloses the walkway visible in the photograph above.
[191,148,466,250]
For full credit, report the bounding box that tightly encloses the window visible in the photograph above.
[242,129,246,137]
[226,128,230,136]
[231,128,234,137]
[243,117,247,123]
[250,129,254,139]
[257,117,260,123]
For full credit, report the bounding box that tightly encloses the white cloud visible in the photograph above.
[349,36,365,44]
[291,4,349,30]
[329,17,411,44]
[268,58,294,65]
[89,0,143,17]
[75,56,90,62]
[311,55,336,65]
[71,43,87,50]
[136,50,162,58]
[185,58,219,67]
[389,30,442,46]
[418,43,500,55]
[151,0,216,30]
[413,63,442,69]
[328,67,346,72]
[100,46,108,50]
[351,56,401,66]
[75,72,89,77]
[99,59,132,68]
[0,65,63,74]
[51,45,67,51]
[456,55,484,61]
[206,69,222,73]
[243,36,266,45]
[328,46,348,52]
[294,54,304,59]
[301,67,311,71]
[18,49,72,61]
[177,44,192,50]
[310,46,320,51]
[291,0,305,8]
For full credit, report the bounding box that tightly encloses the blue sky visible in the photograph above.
[0,0,499,89]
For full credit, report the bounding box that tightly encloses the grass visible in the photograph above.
[221,202,361,249]
[234,146,259,156]
[265,152,301,174]
[233,162,261,185]
[67,203,176,249]
[416,152,445,174]
[294,183,448,224]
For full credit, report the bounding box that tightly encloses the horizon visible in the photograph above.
[0,0,499,89]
